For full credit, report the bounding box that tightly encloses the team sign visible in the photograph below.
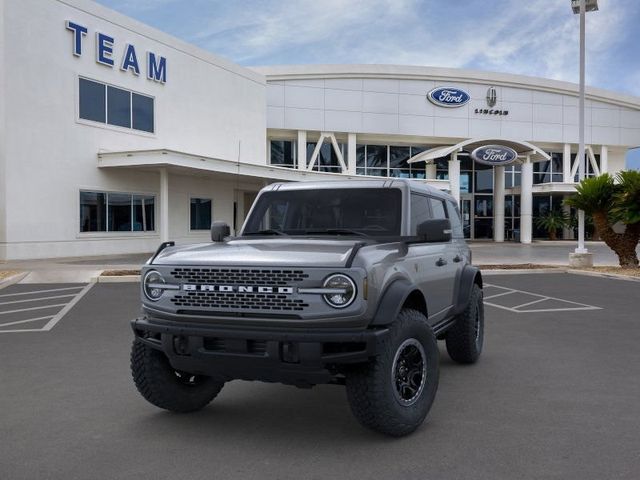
[66,21,167,84]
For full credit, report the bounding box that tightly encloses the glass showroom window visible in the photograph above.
[80,191,155,233]
[571,153,601,181]
[78,78,154,133]
[190,198,212,230]
[270,140,296,168]
[534,153,564,184]
[356,145,427,178]
[306,142,346,173]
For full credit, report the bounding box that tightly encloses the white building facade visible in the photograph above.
[1,0,639,260]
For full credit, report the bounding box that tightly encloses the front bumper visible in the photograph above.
[131,316,389,386]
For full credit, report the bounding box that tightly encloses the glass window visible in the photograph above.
[446,201,464,238]
[132,93,154,133]
[460,172,472,193]
[429,198,448,220]
[389,146,411,178]
[270,140,296,168]
[78,78,154,133]
[410,194,431,234]
[306,142,344,172]
[244,188,402,237]
[79,78,106,123]
[474,163,493,193]
[108,193,133,232]
[366,145,387,170]
[474,196,493,217]
[356,145,366,168]
[80,191,106,232]
[190,198,212,230]
[80,191,155,233]
[107,86,131,128]
[133,195,155,231]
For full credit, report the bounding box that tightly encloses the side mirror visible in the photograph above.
[211,221,230,242]
[416,219,452,243]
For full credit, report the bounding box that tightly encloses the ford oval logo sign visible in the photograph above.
[471,145,518,166]
[427,87,470,108]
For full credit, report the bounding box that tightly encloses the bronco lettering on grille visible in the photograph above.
[182,284,295,294]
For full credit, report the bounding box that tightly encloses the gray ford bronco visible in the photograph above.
[130,179,484,436]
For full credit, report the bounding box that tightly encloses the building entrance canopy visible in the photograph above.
[407,138,551,164]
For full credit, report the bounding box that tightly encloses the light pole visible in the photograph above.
[571,0,598,261]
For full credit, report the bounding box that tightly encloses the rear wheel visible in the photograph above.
[345,309,439,437]
[131,340,225,413]
[445,283,484,364]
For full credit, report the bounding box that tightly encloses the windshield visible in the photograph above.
[242,188,402,237]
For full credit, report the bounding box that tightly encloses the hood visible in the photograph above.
[151,238,365,268]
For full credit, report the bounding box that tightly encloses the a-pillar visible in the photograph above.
[448,153,461,206]
[160,168,169,243]
[520,157,533,244]
[493,165,505,242]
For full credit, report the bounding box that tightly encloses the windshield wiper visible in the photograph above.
[304,228,369,237]
[244,229,287,236]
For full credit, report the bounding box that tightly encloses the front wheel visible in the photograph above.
[131,340,225,413]
[445,283,484,364]
[345,309,439,437]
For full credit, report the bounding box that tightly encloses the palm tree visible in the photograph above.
[565,172,640,267]
[535,209,569,240]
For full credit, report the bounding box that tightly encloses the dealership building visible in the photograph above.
[1,0,640,260]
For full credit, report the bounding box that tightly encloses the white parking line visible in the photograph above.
[483,283,602,313]
[0,303,68,316]
[0,293,78,306]
[0,283,94,333]
[0,286,84,298]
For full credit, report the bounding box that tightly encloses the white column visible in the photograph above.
[160,168,169,242]
[425,163,437,180]
[600,145,608,174]
[297,130,307,170]
[563,143,573,183]
[493,165,505,242]
[520,157,533,244]
[347,133,357,175]
[448,153,461,206]
[562,198,573,240]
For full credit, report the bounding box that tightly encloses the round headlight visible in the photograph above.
[143,270,165,301]
[322,274,356,308]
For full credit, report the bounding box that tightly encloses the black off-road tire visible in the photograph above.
[445,283,484,364]
[345,309,439,437]
[131,340,224,413]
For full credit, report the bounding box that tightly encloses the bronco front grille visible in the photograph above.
[170,268,309,285]
[170,292,309,312]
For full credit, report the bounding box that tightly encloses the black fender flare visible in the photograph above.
[453,265,483,316]
[370,278,423,326]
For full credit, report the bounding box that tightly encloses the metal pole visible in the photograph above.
[576,0,587,254]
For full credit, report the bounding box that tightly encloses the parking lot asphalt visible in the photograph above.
[1,273,639,480]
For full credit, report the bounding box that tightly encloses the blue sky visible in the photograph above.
[95,0,640,169]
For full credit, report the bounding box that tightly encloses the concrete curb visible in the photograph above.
[93,275,141,283]
[0,271,30,289]
[481,268,564,275]
[566,269,640,282]
[480,267,640,282]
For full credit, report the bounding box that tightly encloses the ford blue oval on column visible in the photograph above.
[427,87,470,107]
[471,145,519,166]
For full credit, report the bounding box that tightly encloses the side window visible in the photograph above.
[446,200,464,238]
[429,198,448,220]
[410,194,431,235]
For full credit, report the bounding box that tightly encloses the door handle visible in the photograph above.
[436,257,447,267]
[453,255,462,263]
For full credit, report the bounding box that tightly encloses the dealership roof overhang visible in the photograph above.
[407,138,551,164]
